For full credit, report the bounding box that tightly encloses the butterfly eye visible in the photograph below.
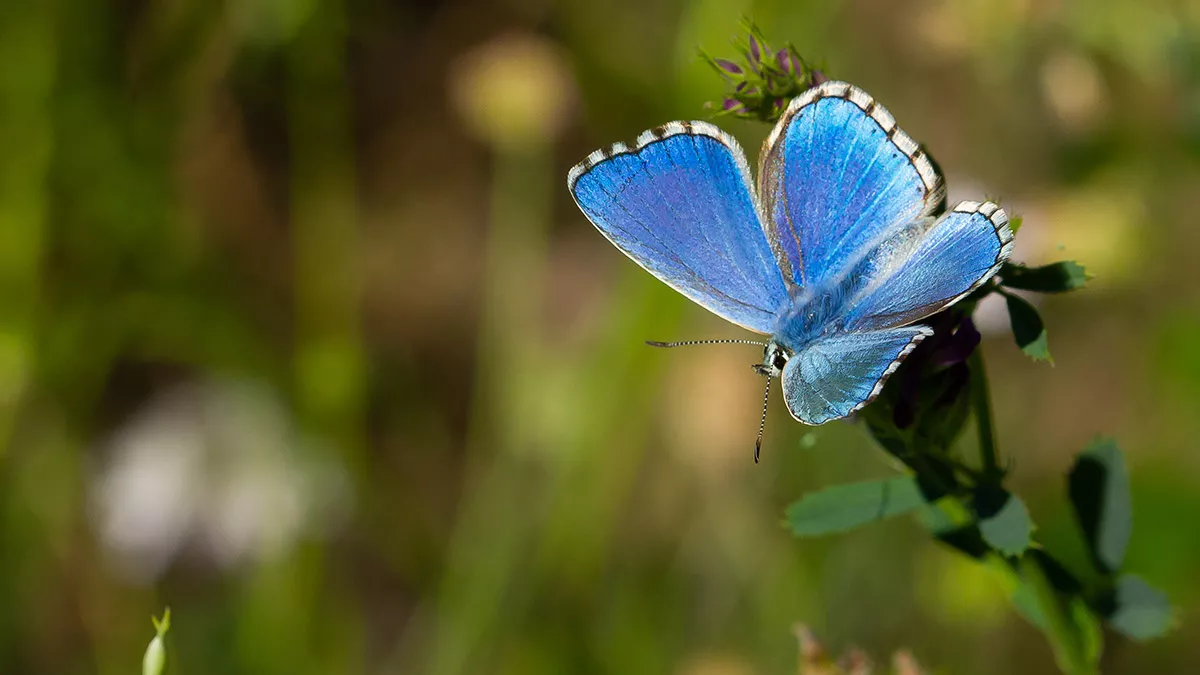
[772,350,789,370]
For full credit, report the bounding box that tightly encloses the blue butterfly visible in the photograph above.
[568,80,1013,457]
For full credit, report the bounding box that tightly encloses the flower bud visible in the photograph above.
[748,34,763,72]
[713,58,742,75]
[142,636,165,675]
[142,609,171,675]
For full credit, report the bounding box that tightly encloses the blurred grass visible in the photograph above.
[0,3,53,459]
[0,1,1199,674]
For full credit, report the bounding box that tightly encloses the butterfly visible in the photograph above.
[567,80,1013,459]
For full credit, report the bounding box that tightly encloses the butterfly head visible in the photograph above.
[753,341,791,379]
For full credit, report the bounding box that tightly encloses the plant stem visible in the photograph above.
[1020,556,1098,675]
[969,349,1001,479]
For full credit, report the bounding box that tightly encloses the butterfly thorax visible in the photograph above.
[775,282,857,346]
[754,283,857,378]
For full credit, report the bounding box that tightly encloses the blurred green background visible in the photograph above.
[1,0,1199,673]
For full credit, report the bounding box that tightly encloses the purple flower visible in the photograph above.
[931,316,981,368]
[702,31,823,122]
[891,312,980,429]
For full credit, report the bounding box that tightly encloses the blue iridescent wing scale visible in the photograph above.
[757,81,945,288]
[569,122,789,334]
[845,200,1015,331]
[781,326,933,425]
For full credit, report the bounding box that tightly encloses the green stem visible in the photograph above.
[1020,556,1098,675]
[969,348,1001,479]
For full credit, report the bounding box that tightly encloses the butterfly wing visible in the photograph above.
[781,326,933,425]
[844,201,1014,331]
[758,81,945,289]
[569,122,788,334]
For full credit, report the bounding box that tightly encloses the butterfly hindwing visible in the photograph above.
[781,326,933,425]
[569,123,788,334]
[845,201,1014,331]
[758,81,945,289]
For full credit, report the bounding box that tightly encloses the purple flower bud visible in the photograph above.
[722,97,745,112]
[735,81,760,97]
[714,58,743,75]
[744,35,763,72]
[811,69,829,86]
[776,49,796,76]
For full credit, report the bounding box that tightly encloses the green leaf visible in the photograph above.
[151,607,171,637]
[976,489,1034,556]
[1108,574,1175,641]
[1008,215,1024,233]
[1068,438,1132,573]
[1009,571,1047,628]
[1004,292,1052,362]
[1002,261,1089,293]
[785,476,928,537]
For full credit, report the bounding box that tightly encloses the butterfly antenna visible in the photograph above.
[755,373,771,464]
[646,338,767,348]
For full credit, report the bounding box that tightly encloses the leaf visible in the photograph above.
[1002,261,1089,293]
[1008,570,1047,628]
[785,476,928,537]
[1067,438,1132,573]
[1004,292,1052,362]
[1107,574,1175,641]
[975,487,1034,557]
[1008,215,1024,233]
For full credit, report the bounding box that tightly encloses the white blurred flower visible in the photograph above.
[92,378,351,582]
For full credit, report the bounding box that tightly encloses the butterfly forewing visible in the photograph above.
[757,81,945,290]
[569,123,789,334]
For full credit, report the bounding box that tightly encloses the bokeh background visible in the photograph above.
[1,0,1199,673]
